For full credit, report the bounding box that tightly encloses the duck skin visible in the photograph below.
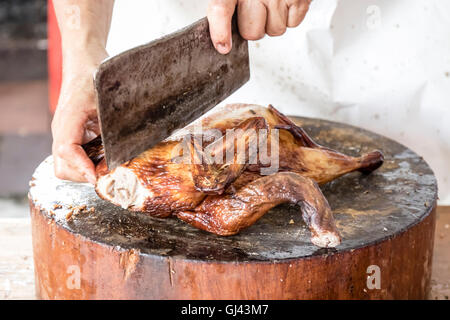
[83,104,384,247]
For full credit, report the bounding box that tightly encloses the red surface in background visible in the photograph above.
[47,0,62,114]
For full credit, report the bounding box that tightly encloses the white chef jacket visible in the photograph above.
[107,0,450,204]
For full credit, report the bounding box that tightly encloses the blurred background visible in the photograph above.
[0,0,50,218]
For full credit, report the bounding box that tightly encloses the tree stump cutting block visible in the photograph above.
[29,117,437,299]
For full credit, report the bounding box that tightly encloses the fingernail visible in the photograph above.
[217,43,229,54]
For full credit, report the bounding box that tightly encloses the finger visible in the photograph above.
[56,143,97,184]
[207,0,238,54]
[264,0,288,36]
[53,155,90,183]
[287,0,310,28]
[237,0,267,40]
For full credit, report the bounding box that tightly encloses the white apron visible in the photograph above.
[107,0,450,204]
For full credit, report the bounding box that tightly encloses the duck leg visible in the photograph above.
[177,172,341,248]
[268,105,384,184]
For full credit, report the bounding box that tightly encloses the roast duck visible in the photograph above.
[83,104,384,248]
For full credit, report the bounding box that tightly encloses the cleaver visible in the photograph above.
[94,16,249,170]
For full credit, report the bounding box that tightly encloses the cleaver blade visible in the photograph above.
[95,16,249,170]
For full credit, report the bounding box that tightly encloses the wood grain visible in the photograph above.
[430,206,450,300]
[0,218,35,300]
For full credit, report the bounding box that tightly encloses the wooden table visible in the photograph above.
[0,218,35,299]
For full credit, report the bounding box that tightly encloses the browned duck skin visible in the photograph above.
[265,104,384,184]
[188,116,268,194]
[177,172,340,248]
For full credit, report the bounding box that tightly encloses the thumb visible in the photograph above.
[207,0,237,54]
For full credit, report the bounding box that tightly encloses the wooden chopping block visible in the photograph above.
[29,116,437,299]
